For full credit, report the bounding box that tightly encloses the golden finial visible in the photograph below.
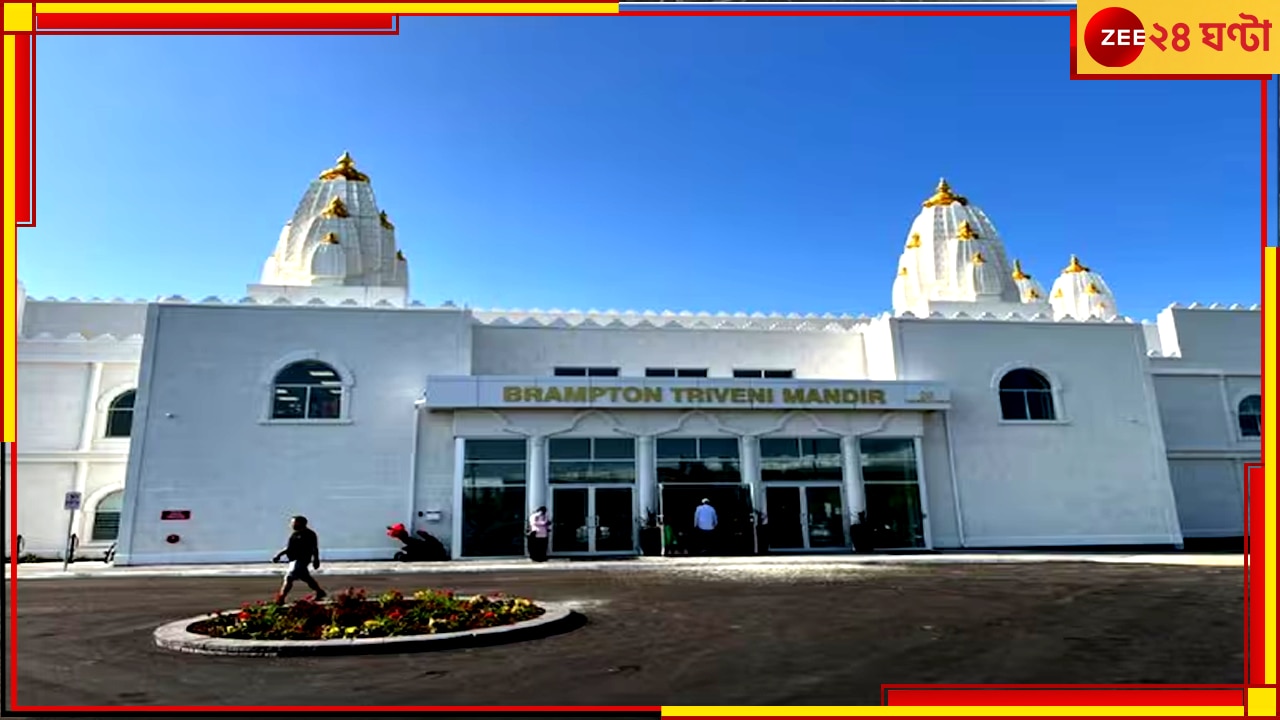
[321,232,340,245]
[318,151,371,182]
[1085,282,1100,295]
[906,233,921,249]
[321,196,350,218]
[922,178,969,208]
[898,266,908,276]
[380,210,395,230]
[1052,287,1064,299]
[972,252,986,265]
[1011,259,1030,281]
[956,220,979,240]
[1063,255,1090,273]
[396,250,406,261]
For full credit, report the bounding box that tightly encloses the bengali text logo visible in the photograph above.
[1083,6,1272,69]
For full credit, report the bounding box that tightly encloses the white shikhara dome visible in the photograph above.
[259,152,409,290]
[1049,255,1119,321]
[892,178,1051,316]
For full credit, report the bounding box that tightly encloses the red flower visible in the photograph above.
[237,611,251,621]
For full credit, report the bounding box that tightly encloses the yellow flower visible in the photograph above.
[344,626,358,635]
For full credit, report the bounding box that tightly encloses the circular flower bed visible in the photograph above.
[188,588,545,641]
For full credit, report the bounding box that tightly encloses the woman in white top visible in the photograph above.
[528,506,550,562]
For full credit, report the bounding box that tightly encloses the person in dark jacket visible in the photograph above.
[272,515,327,603]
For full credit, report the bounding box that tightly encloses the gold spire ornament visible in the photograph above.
[898,266,909,276]
[321,232,340,245]
[1027,288,1041,300]
[1011,259,1030,281]
[380,211,395,230]
[321,196,350,218]
[955,220,979,240]
[906,232,921,249]
[1085,282,1101,295]
[972,252,986,265]
[1052,287,1064,299]
[318,151,371,182]
[1063,255,1090,273]
[922,178,969,208]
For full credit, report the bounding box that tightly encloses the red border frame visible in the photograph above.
[5,4,1269,716]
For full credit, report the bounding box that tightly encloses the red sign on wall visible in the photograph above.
[160,510,191,521]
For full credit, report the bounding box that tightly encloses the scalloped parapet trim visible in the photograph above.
[25,332,146,342]
[22,295,1261,332]
[1166,302,1260,311]
[469,309,875,332]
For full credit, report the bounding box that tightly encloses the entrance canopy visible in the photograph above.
[421,376,950,411]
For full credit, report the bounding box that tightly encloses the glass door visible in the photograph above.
[804,485,846,549]
[765,484,846,551]
[593,486,636,554]
[550,487,590,554]
[764,486,805,550]
[550,485,636,555]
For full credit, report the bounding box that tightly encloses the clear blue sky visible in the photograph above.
[22,14,1275,321]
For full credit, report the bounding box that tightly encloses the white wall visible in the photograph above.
[1167,459,1245,538]
[1147,308,1259,538]
[15,324,142,558]
[1154,306,1260,370]
[892,317,1183,547]
[472,325,870,379]
[117,303,473,565]
[17,363,90,450]
[15,463,76,557]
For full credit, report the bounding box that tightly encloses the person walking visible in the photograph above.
[528,506,550,562]
[272,515,327,603]
[692,498,718,555]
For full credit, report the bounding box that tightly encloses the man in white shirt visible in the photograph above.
[692,498,718,555]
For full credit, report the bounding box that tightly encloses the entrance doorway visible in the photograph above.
[659,484,755,555]
[549,485,636,556]
[764,484,847,551]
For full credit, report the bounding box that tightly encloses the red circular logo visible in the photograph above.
[1084,7,1146,67]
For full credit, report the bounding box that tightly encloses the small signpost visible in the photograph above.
[62,491,82,572]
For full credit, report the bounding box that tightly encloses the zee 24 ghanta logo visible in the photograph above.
[1084,6,1272,67]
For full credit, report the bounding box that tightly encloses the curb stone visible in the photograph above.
[153,601,579,657]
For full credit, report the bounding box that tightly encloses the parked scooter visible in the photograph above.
[386,523,449,562]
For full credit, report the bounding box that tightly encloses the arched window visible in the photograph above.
[105,390,136,438]
[1238,395,1262,438]
[271,360,344,420]
[91,490,123,542]
[998,368,1056,421]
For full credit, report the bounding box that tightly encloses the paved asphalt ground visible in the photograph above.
[6,561,1244,708]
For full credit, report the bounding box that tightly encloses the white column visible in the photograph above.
[79,362,104,451]
[72,362,104,555]
[451,437,465,560]
[636,435,657,520]
[841,435,866,522]
[528,435,547,516]
[741,435,762,510]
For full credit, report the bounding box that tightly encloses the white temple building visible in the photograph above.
[9,155,1261,565]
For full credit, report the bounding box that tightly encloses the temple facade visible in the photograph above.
[10,155,1260,564]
